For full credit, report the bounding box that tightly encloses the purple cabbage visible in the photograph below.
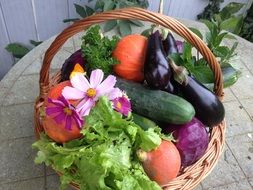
[163,117,209,167]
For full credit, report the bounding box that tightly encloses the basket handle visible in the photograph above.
[39,7,223,99]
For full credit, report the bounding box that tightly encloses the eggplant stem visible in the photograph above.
[167,58,189,85]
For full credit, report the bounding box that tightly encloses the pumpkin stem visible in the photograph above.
[137,149,148,162]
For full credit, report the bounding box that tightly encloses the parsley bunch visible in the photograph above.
[81,25,119,75]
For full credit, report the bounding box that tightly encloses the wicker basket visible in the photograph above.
[34,7,226,190]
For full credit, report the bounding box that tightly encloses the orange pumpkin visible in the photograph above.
[113,34,147,82]
[43,81,82,143]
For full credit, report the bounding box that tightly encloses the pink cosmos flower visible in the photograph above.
[112,95,132,116]
[62,69,119,116]
[46,96,83,130]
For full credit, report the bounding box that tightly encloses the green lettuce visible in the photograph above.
[33,97,162,190]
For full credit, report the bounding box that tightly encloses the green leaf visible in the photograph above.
[189,27,203,39]
[200,19,215,32]
[214,32,228,47]
[129,20,144,27]
[118,20,132,36]
[53,154,75,171]
[141,28,152,37]
[95,0,104,11]
[34,151,47,164]
[5,43,30,59]
[138,128,161,151]
[103,0,115,11]
[191,65,214,83]
[220,16,242,33]
[103,20,117,32]
[224,34,237,40]
[220,2,244,20]
[204,64,240,89]
[74,4,87,18]
[214,14,222,23]
[62,18,79,23]
[85,5,94,16]
[182,42,192,61]
[30,40,43,46]
[213,46,230,58]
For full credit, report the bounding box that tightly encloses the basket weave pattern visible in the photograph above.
[34,8,226,190]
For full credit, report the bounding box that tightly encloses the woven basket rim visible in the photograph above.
[34,7,226,190]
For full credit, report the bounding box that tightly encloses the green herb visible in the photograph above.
[170,39,240,89]
[81,25,119,75]
[33,96,162,190]
[240,3,253,42]
[64,0,148,36]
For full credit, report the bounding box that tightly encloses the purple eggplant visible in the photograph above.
[179,76,225,127]
[61,49,85,81]
[144,30,173,91]
[163,32,179,55]
[162,32,180,94]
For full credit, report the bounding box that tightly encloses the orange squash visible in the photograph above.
[113,34,147,82]
[137,140,181,186]
[43,81,82,143]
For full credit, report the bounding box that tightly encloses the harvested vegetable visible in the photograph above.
[163,32,179,55]
[137,140,181,186]
[43,96,83,143]
[144,30,174,92]
[116,78,195,124]
[169,60,225,127]
[163,117,209,167]
[113,34,147,82]
[34,97,163,190]
[81,25,119,75]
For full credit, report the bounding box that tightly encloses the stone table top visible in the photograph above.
[0,19,252,190]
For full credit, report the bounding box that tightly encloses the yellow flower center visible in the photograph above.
[64,107,72,115]
[86,88,97,98]
[116,102,122,109]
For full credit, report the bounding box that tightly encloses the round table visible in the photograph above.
[0,20,253,190]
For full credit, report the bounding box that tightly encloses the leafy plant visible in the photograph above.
[64,0,149,36]
[81,25,119,75]
[240,3,253,42]
[199,2,244,35]
[170,15,241,88]
[5,40,42,63]
[197,0,224,20]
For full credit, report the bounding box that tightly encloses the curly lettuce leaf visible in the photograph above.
[33,97,162,190]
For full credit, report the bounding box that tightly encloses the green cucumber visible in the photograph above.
[132,113,157,131]
[116,79,195,124]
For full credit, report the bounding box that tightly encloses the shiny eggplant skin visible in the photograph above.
[163,32,179,55]
[180,76,225,127]
[61,49,85,81]
[144,30,173,90]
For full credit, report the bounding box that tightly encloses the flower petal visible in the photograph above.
[73,113,83,129]
[96,75,116,96]
[76,98,95,117]
[53,113,66,124]
[71,73,90,92]
[107,88,122,100]
[58,96,70,107]
[65,116,72,130]
[62,86,85,100]
[46,107,62,116]
[48,98,65,107]
[90,69,104,88]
